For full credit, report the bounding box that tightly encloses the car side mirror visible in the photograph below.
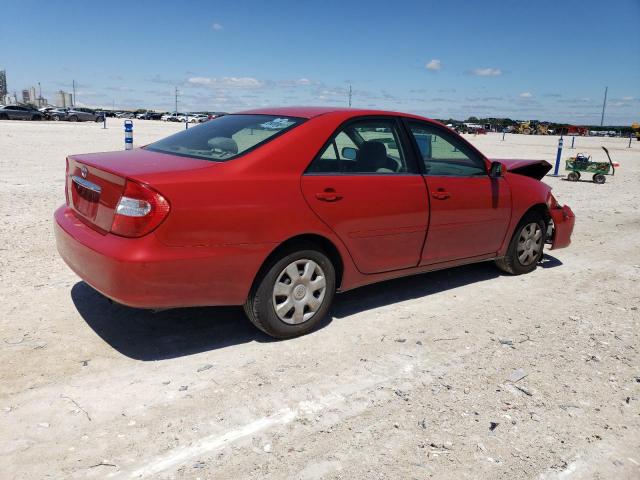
[489,161,505,178]
[341,147,357,160]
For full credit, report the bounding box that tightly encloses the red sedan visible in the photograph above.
[55,107,575,338]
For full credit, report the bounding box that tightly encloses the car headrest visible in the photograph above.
[207,137,238,154]
[356,141,388,172]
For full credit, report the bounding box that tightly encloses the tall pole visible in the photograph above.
[72,79,76,106]
[600,86,608,127]
[348,84,352,107]
[174,86,178,114]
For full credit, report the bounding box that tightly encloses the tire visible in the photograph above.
[0,113,8,120]
[31,114,42,121]
[68,115,78,122]
[593,174,606,184]
[567,172,580,181]
[495,211,547,275]
[52,115,60,121]
[244,247,336,339]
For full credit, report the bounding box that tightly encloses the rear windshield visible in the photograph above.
[145,114,303,162]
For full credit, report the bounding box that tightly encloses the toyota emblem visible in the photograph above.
[80,166,88,179]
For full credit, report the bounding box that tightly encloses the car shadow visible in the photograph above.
[71,254,562,361]
[333,254,561,318]
[71,282,273,362]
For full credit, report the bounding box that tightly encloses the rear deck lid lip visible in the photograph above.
[68,148,221,181]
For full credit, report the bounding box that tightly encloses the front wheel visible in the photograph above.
[567,171,580,181]
[495,212,546,275]
[244,248,335,339]
[68,115,78,122]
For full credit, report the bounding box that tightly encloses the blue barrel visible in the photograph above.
[124,120,133,150]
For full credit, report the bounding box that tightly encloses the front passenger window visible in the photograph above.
[409,123,486,176]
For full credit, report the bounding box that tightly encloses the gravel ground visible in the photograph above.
[1,120,638,479]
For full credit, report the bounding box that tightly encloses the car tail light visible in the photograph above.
[110,181,170,237]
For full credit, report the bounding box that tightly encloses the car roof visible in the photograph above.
[236,106,432,121]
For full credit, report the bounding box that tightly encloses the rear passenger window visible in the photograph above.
[308,119,408,174]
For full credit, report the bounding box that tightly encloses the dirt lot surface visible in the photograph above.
[1,120,638,479]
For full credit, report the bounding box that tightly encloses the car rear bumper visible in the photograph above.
[549,205,575,250]
[54,206,268,308]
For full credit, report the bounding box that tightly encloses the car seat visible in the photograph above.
[355,141,398,173]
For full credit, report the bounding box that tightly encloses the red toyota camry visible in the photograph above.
[55,107,575,338]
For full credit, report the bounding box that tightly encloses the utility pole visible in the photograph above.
[348,84,352,107]
[600,86,608,127]
[72,79,76,106]
[174,86,179,114]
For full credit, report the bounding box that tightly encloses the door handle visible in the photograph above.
[432,188,450,200]
[315,188,343,202]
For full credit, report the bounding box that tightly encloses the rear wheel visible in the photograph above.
[567,171,580,181]
[495,212,546,275]
[244,247,335,339]
[68,115,78,122]
[31,114,42,121]
[593,174,606,184]
[0,113,8,120]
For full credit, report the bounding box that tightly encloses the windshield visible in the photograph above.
[145,114,303,161]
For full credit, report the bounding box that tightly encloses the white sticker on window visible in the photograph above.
[260,118,294,130]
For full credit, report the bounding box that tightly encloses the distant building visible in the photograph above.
[21,86,40,105]
[0,70,7,98]
[56,90,73,108]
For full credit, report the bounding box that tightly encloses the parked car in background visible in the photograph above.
[164,113,184,122]
[39,106,59,119]
[55,107,575,339]
[115,112,135,119]
[48,108,69,121]
[189,114,209,123]
[49,107,104,122]
[0,105,43,120]
[136,111,163,120]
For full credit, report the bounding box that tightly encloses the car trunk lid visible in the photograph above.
[66,148,213,233]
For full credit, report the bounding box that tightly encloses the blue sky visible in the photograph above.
[1,0,639,124]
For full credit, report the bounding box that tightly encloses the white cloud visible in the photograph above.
[471,68,502,77]
[278,78,315,87]
[211,22,223,30]
[188,76,264,88]
[519,92,533,98]
[425,59,442,71]
[622,96,634,101]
